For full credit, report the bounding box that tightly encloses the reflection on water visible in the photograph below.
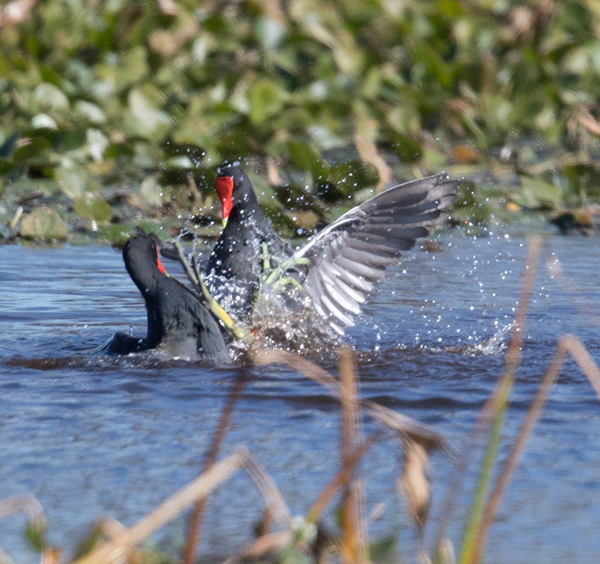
[1,226,600,563]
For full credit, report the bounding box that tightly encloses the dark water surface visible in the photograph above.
[1,226,600,563]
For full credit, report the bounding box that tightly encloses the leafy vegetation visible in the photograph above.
[2,0,600,242]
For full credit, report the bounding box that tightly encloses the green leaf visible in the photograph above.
[33,83,69,113]
[115,46,148,90]
[55,168,87,199]
[124,87,172,142]
[140,175,163,206]
[74,101,107,125]
[287,141,319,172]
[97,224,134,248]
[249,79,283,124]
[24,521,47,551]
[391,134,423,163]
[12,138,52,164]
[0,132,20,159]
[0,162,27,183]
[287,141,328,179]
[31,114,58,130]
[518,176,563,210]
[55,130,88,153]
[73,195,113,222]
[21,207,68,240]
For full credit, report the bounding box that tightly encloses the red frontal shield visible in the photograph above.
[215,176,234,221]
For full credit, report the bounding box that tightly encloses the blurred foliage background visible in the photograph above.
[1,0,600,242]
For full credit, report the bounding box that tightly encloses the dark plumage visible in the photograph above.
[106,229,230,363]
[208,166,459,335]
[206,166,290,318]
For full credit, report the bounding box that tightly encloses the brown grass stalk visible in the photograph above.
[183,373,249,564]
[469,334,600,563]
[221,530,294,564]
[39,548,61,564]
[435,235,543,548]
[338,346,366,563]
[243,455,292,527]
[0,494,46,529]
[251,348,448,450]
[251,345,450,562]
[307,433,381,525]
[249,347,340,397]
[74,449,249,564]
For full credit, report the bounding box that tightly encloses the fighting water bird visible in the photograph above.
[206,166,459,335]
[106,228,230,363]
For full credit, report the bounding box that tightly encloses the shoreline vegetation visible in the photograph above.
[1,237,600,563]
[2,0,600,243]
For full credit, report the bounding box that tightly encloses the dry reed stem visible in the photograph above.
[338,347,365,563]
[40,548,61,564]
[221,531,294,564]
[249,347,340,397]
[307,433,381,525]
[0,494,49,562]
[243,455,292,527]
[251,345,449,561]
[0,494,46,529]
[469,334,600,563]
[74,449,248,564]
[364,400,450,452]
[183,373,249,564]
[366,502,385,527]
[97,517,127,539]
[0,546,15,564]
[435,235,543,548]
[251,348,448,450]
[400,440,430,529]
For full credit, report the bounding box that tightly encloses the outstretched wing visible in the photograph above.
[293,173,459,334]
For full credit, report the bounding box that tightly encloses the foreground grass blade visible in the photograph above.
[183,373,249,564]
[74,449,248,564]
[469,334,600,562]
[459,236,542,564]
[339,347,366,563]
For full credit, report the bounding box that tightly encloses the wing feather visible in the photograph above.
[293,173,459,334]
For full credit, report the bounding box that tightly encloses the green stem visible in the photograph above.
[459,372,514,564]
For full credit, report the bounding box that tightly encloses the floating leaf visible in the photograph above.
[0,132,20,158]
[55,130,87,153]
[73,195,113,222]
[287,141,326,178]
[115,46,149,90]
[74,101,107,124]
[391,135,423,164]
[0,162,27,183]
[21,207,68,241]
[12,137,52,163]
[124,87,171,142]
[31,114,58,130]
[249,79,283,124]
[140,175,163,206]
[518,176,563,210]
[55,168,87,199]
[98,224,134,248]
[33,83,69,113]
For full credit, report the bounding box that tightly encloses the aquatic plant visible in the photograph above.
[2,0,600,240]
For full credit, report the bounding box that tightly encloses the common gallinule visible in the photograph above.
[206,166,459,335]
[106,229,230,363]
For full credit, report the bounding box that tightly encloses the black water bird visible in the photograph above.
[206,166,459,335]
[106,229,230,363]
